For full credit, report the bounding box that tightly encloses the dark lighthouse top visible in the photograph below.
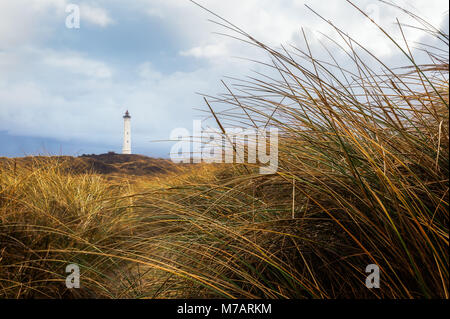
[123,110,131,119]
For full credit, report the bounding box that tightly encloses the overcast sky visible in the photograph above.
[0,0,448,157]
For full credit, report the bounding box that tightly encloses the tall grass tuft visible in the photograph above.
[137,2,448,298]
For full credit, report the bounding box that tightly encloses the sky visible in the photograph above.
[0,0,448,158]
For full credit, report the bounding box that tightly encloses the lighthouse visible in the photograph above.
[122,110,132,154]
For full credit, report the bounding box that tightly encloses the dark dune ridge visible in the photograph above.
[0,153,179,176]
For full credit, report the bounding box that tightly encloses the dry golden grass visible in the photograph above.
[0,2,448,299]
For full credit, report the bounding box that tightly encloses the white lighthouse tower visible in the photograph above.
[122,110,132,154]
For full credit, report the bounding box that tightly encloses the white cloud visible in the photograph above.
[137,62,163,81]
[146,8,165,19]
[180,43,228,59]
[141,0,449,60]
[0,63,225,148]
[43,51,113,79]
[80,3,114,27]
[0,0,113,51]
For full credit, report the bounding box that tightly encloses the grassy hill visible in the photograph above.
[0,153,179,176]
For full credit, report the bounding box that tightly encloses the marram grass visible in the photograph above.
[0,3,448,298]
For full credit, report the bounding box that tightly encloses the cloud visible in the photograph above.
[80,3,114,27]
[0,0,113,50]
[0,0,61,50]
[137,62,163,81]
[141,0,449,60]
[0,44,229,152]
[43,51,113,79]
[146,8,165,19]
[180,43,228,59]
